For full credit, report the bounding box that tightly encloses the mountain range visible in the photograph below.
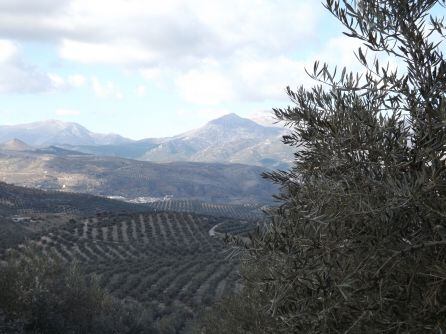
[0,114,293,169]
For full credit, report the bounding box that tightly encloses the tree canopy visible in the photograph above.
[196,0,446,333]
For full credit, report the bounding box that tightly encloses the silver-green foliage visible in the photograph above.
[200,1,446,333]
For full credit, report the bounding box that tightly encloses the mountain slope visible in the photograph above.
[0,120,131,146]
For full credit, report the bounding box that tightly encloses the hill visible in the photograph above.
[0,148,276,204]
[0,138,32,151]
[0,182,145,217]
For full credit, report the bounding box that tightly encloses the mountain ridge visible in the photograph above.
[0,114,293,168]
[65,114,293,168]
[0,120,131,146]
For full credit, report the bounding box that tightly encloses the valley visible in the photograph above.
[0,182,260,333]
[29,212,244,332]
[0,113,279,333]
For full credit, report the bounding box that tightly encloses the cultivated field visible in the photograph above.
[146,199,264,221]
[19,211,249,332]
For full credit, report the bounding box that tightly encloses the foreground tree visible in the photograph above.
[0,246,155,334]
[196,0,446,333]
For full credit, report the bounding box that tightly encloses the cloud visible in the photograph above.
[67,74,86,87]
[247,110,285,128]
[136,85,147,97]
[176,67,235,105]
[0,0,324,71]
[49,0,321,68]
[172,37,362,105]
[0,0,72,41]
[60,39,159,65]
[55,108,81,116]
[176,107,230,121]
[91,77,124,99]
[0,1,367,104]
[0,38,89,94]
[0,39,17,61]
[0,39,54,94]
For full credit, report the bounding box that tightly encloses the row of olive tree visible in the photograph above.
[195,0,446,333]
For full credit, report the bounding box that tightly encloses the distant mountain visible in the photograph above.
[0,120,131,146]
[65,114,293,169]
[0,114,293,168]
[0,148,277,205]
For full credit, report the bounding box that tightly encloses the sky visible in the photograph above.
[0,1,442,139]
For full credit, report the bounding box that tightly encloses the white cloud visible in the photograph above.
[55,108,81,116]
[234,56,309,100]
[0,0,325,102]
[173,41,356,105]
[0,39,17,61]
[248,110,285,128]
[176,68,235,105]
[91,76,124,99]
[60,39,159,65]
[67,74,86,87]
[0,39,54,94]
[48,73,66,89]
[0,39,89,94]
[136,85,147,97]
[46,0,321,67]
[0,1,374,104]
[48,73,87,91]
[176,107,230,121]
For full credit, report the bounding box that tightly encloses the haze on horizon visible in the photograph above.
[0,0,364,139]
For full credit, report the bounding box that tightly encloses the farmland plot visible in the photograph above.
[20,211,244,331]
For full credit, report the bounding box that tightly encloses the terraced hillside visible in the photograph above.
[0,182,145,216]
[0,217,32,253]
[21,211,248,332]
[213,219,260,236]
[146,199,265,221]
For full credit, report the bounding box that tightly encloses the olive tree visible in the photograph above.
[197,1,446,333]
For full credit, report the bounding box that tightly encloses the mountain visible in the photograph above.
[140,113,292,168]
[0,148,277,205]
[0,120,131,146]
[65,114,294,169]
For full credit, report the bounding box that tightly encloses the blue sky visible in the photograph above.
[0,1,443,139]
